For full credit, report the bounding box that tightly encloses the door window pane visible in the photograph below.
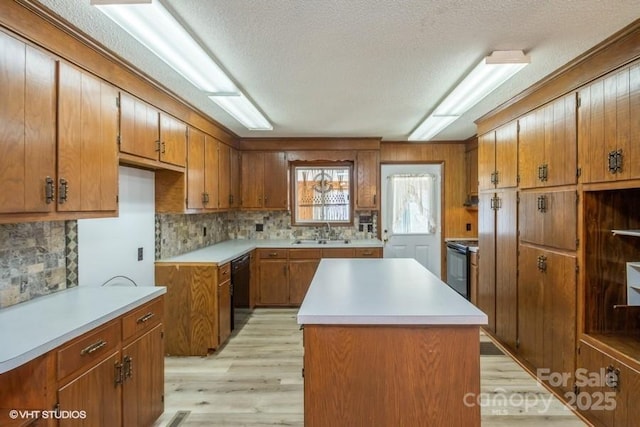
[388,174,436,234]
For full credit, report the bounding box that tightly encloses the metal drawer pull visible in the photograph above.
[269,252,278,257]
[81,339,107,356]
[136,312,155,324]
[124,355,133,379]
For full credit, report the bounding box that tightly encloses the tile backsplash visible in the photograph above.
[156,212,230,259]
[0,221,71,309]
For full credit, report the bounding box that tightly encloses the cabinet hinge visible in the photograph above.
[576,264,580,273]
[517,121,521,133]
[576,238,580,248]
[161,331,164,339]
[577,345,581,355]
[577,95,581,108]
[116,195,119,204]
[576,167,582,178]
[116,95,120,108]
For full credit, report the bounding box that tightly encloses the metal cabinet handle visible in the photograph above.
[615,149,623,173]
[608,151,618,173]
[161,141,166,154]
[136,312,155,324]
[59,179,69,204]
[81,339,107,356]
[155,140,161,152]
[536,255,547,272]
[373,194,377,205]
[45,177,55,204]
[537,195,547,213]
[124,355,133,379]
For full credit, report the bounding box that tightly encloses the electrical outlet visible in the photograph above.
[466,223,472,231]
[137,247,143,261]
[203,226,207,237]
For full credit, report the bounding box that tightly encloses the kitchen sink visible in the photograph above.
[292,239,351,245]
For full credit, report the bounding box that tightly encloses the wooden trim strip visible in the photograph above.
[240,137,381,151]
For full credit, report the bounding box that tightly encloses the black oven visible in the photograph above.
[445,240,477,300]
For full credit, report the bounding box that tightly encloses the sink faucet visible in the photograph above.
[325,222,332,240]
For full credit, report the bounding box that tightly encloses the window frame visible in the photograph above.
[289,161,354,227]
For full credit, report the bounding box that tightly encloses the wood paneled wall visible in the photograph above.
[0,0,236,146]
[380,141,477,239]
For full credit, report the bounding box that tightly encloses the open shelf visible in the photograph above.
[612,229,640,237]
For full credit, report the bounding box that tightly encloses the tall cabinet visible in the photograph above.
[477,120,518,347]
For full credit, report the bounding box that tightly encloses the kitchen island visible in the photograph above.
[297,258,487,427]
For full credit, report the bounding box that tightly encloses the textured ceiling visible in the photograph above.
[35,0,640,141]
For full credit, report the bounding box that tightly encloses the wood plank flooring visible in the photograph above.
[154,309,586,426]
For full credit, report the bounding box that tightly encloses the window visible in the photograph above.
[291,163,353,225]
[387,174,436,234]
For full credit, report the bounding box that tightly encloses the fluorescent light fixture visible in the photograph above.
[408,115,459,141]
[209,94,273,131]
[409,50,529,141]
[92,0,272,131]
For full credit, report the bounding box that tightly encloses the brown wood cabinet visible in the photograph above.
[289,249,321,306]
[0,31,56,215]
[478,121,518,191]
[217,263,232,345]
[356,150,379,209]
[58,62,118,213]
[465,143,478,197]
[518,93,577,189]
[159,112,187,168]
[119,92,160,162]
[241,151,288,209]
[518,245,576,394]
[469,250,478,305]
[229,147,241,208]
[519,190,577,251]
[186,127,220,210]
[218,143,231,209]
[155,263,218,355]
[258,249,289,305]
[477,189,517,347]
[578,63,640,184]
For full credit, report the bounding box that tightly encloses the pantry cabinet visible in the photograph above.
[241,151,288,209]
[0,32,56,214]
[58,62,118,212]
[518,93,577,189]
[519,190,577,251]
[518,245,576,394]
[477,121,518,191]
[578,63,640,184]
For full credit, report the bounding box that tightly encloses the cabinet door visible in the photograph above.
[122,324,164,427]
[518,108,545,189]
[543,191,577,250]
[218,280,231,344]
[465,145,478,197]
[258,259,289,305]
[289,259,320,305]
[477,132,495,191]
[186,127,205,210]
[545,93,577,187]
[519,192,545,246]
[218,143,231,209]
[263,152,288,209]
[58,351,122,427]
[58,62,118,212]
[356,150,379,209]
[544,250,576,395]
[615,362,640,426]
[229,147,241,208]
[159,113,186,167]
[241,152,264,208]
[0,36,56,214]
[627,63,640,181]
[576,342,615,426]
[119,92,159,161]
[204,135,219,210]
[517,245,544,368]
[495,189,517,348]
[477,192,496,331]
[495,121,518,188]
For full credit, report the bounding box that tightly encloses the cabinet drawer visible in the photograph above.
[258,249,288,259]
[122,297,164,341]
[57,320,120,380]
[354,247,382,258]
[218,262,231,282]
[322,248,355,258]
[289,248,322,259]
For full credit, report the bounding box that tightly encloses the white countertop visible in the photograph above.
[297,258,487,325]
[157,238,383,264]
[0,286,165,374]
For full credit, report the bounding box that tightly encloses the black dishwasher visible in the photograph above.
[231,253,251,330]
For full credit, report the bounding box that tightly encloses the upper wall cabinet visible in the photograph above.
[519,93,577,189]
[119,92,187,169]
[58,62,118,212]
[578,63,640,183]
[186,127,219,210]
[356,150,379,210]
[241,152,288,210]
[229,146,241,209]
[0,31,56,214]
[478,121,518,191]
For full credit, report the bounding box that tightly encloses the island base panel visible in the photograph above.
[303,325,480,427]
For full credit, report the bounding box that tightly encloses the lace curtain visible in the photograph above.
[387,174,436,234]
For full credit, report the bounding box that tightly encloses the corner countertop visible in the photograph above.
[0,286,165,374]
[297,258,487,326]
[156,238,384,264]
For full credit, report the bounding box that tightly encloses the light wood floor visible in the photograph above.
[153,309,586,426]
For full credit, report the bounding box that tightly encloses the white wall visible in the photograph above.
[78,166,155,287]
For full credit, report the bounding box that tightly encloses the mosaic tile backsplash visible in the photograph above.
[0,221,72,309]
[156,212,230,259]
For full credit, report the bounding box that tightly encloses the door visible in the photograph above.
[381,164,442,278]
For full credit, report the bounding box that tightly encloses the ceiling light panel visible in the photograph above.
[209,94,273,131]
